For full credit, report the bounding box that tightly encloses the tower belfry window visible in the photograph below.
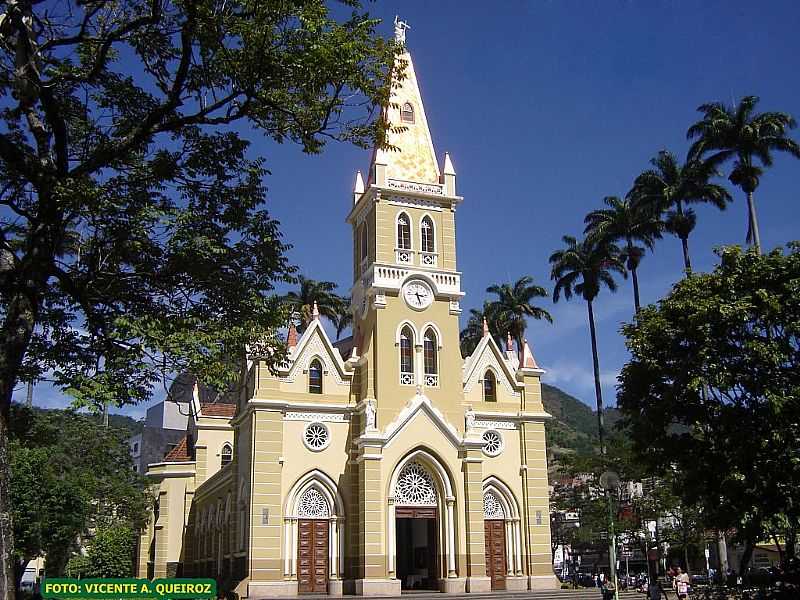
[400,102,415,124]
[360,223,368,262]
[400,326,414,385]
[423,328,438,387]
[421,216,435,253]
[397,213,411,250]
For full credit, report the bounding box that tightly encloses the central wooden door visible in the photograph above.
[298,519,328,593]
[484,519,507,590]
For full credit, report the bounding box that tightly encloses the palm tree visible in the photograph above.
[459,302,508,357]
[283,276,347,333]
[486,276,553,354]
[549,235,626,452]
[687,95,800,254]
[584,195,662,312]
[631,151,731,273]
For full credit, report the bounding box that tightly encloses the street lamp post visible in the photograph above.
[600,470,620,600]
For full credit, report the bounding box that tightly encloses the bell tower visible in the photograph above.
[345,27,465,429]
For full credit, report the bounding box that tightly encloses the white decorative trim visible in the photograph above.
[297,487,331,518]
[285,412,346,423]
[484,491,505,519]
[387,181,444,196]
[481,430,504,457]
[473,419,517,430]
[394,462,438,506]
[378,393,462,449]
[303,422,331,452]
[279,320,351,384]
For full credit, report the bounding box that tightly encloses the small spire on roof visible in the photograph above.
[520,338,540,369]
[482,317,489,338]
[287,322,298,348]
[312,301,320,320]
[506,332,514,353]
[353,170,365,204]
[443,152,456,175]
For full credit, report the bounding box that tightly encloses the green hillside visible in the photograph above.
[540,382,621,460]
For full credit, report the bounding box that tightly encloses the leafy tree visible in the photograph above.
[282,276,348,334]
[584,196,662,312]
[617,243,800,574]
[0,1,394,595]
[549,235,625,451]
[9,405,149,588]
[83,525,135,578]
[631,151,731,273]
[485,276,552,354]
[688,96,800,254]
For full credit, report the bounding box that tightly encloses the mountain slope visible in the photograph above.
[540,382,621,459]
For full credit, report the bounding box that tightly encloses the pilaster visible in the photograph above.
[462,449,490,593]
[248,410,285,588]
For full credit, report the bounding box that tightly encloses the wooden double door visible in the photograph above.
[484,519,507,590]
[298,519,328,593]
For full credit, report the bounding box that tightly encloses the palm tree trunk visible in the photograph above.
[626,239,641,312]
[746,191,762,254]
[681,236,692,273]
[586,300,606,454]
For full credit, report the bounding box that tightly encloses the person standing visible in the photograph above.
[673,566,690,599]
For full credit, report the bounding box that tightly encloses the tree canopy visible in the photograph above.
[10,405,149,585]
[618,243,800,571]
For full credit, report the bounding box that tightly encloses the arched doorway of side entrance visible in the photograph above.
[482,477,523,591]
[284,470,345,594]
[387,449,458,592]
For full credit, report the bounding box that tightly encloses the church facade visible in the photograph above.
[135,32,557,597]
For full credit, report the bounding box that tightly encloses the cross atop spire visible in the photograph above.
[394,16,411,44]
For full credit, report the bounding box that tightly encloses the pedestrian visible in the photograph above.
[602,577,617,600]
[673,566,690,599]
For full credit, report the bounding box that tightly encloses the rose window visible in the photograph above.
[297,488,330,518]
[481,429,503,457]
[483,491,505,519]
[395,462,437,506]
[303,422,330,451]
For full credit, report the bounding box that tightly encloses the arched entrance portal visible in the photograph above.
[482,477,523,591]
[387,450,457,591]
[284,471,345,594]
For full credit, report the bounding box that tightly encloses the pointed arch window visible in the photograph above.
[400,102,415,124]
[397,213,411,250]
[309,359,323,394]
[423,328,438,387]
[360,223,368,262]
[421,216,435,253]
[400,326,414,385]
[221,443,233,468]
[483,370,497,402]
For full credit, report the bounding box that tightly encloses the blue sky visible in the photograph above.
[23,0,800,418]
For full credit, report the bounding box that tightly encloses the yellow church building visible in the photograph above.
[136,24,557,597]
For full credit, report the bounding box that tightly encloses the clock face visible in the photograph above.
[403,279,434,310]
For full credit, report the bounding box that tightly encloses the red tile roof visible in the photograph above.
[164,435,192,462]
[200,403,236,417]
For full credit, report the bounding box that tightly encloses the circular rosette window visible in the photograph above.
[481,429,504,457]
[303,422,331,452]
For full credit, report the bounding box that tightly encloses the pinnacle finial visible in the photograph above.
[312,301,320,320]
[521,338,540,369]
[394,15,411,45]
[443,152,456,175]
[482,317,489,338]
[507,331,513,352]
[287,322,298,348]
